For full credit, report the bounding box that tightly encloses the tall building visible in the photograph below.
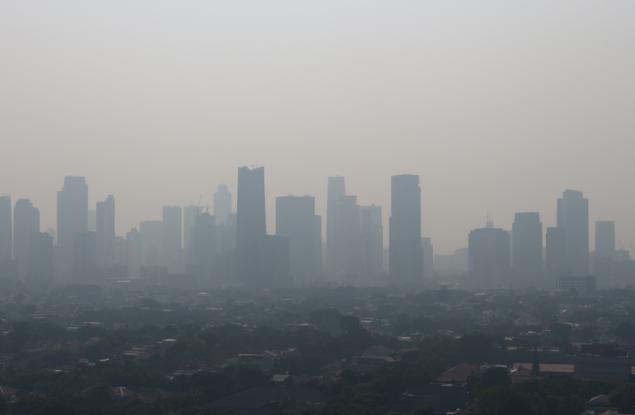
[236,166,267,284]
[13,199,40,277]
[557,190,589,275]
[0,195,12,264]
[213,184,237,260]
[389,174,422,284]
[162,206,183,274]
[183,205,201,269]
[512,212,543,287]
[326,176,346,276]
[57,176,89,279]
[276,196,322,284]
[96,195,116,269]
[593,220,617,284]
[326,177,362,281]
[421,237,434,280]
[359,205,384,281]
[214,184,232,226]
[190,212,217,281]
[468,222,511,290]
[595,221,616,260]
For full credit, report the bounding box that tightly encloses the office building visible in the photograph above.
[96,195,116,269]
[57,176,89,279]
[512,212,543,287]
[13,199,40,277]
[276,196,322,284]
[236,166,267,284]
[557,190,589,275]
[359,205,384,280]
[214,184,232,226]
[389,174,422,284]
[595,221,616,260]
[468,222,511,290]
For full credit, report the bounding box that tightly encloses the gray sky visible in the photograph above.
[1,1,634,254]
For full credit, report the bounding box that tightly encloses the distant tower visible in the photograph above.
[0,195,12,264]
[57,176,89,279]
[512,212,543,287]
[13,199,40,277]
[236,166,267,284]
[359,205,384,281]
[96,195,116,269]
[468,224,511,290]
[214,184,232,226]
[595,221,616,260]
[557,190,589,275]
[389,174,422,284]
[326,176,346,277]
[276,196,322,284]
[162,206,183,274]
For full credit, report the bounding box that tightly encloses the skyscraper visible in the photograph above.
[276,196,322,284]
[214,185,236,258]
[326,176,346,276]
[593,220,617,282]
[236,166,266,284]
[595,221,616,260]
[96,195,116,269]
[0,195,12,264]
[214,184,232,226]
[57,176,88,279]
[190,212,217,281]
[557,190,589,275]
[326,177,363,281]
[13,199,40,277]
[512,212,543,287]
[468,222,511,290]
[162,206,183,274]
[389,174,422,284]
[359,205,384,280]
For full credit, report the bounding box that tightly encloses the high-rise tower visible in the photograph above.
[236,166,266,283]
[57,176,89,279]
[557,190,589,275]
[389,174,422,284]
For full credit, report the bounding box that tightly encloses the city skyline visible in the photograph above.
[2,1,635,254]
[0,172,629,257]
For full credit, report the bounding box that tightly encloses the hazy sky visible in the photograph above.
[1,1,634,254]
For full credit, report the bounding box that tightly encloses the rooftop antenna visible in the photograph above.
[486,213,494,228]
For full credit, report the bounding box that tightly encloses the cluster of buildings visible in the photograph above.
[0,169,631,289]
[0,167,427,287]
[468,190,634,290]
